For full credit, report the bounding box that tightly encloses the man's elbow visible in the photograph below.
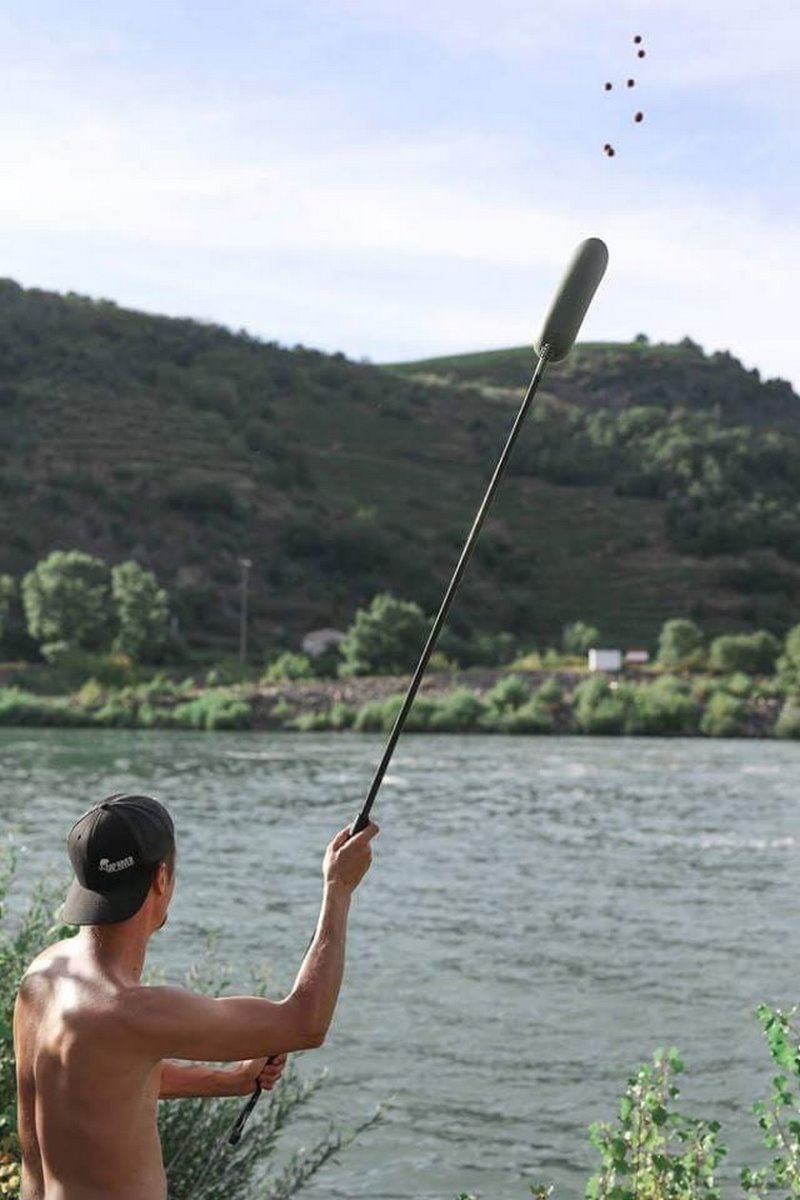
[283,995,328,1050]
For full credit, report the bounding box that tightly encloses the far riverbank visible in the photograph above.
[0,665,796,737]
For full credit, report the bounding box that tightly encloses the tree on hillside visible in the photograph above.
[0,575,15,644]
[111,561,169,661]
[657,619,705,669]
[339,593,429,676]
[21,551,114,656]
[563,621,601,656]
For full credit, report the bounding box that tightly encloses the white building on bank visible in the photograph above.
[588,648,623,673]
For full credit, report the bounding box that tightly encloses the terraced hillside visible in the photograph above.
[1,279,799,655]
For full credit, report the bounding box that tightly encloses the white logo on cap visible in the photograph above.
[98,856,135,873]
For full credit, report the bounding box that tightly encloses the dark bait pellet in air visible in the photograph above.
[638,49,646,58]
[634,35,643,44]
[627,78,635,87]
[604,81,613,90]
[634,111,644,122]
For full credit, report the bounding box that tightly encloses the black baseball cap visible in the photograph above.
[63,794,175,925]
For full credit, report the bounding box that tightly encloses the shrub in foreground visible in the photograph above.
[496,1004,800,1200]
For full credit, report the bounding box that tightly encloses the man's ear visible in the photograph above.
[154,862,171,895]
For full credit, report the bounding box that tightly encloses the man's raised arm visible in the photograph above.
[131,821,378,1064]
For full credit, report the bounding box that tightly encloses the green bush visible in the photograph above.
[579,1048,725,1200]
[353,698,390,732]
[262,653,314,683]
[329,702,356,730]
[171,693,252,731]
[339,593,428,676]
[562,621,600,656]
[269,698,294,725]
[625,676,700,735]
[354,693,435,733]
[75,678,105,708]
[289,711,332,732]
[137,702,161,728]
[111,561,169,662]
[488,699,554,734]
[0,689,90,728]
[777,624,800,696]
[573,677,631,735]
[775,702,800,739]
[428,689,487,732]
[93,699,139,728]
[22,550,116,655]
[534,677,563,706]
[657,619,705,670]
[484,675,530,714]
[709,631,780,676]
[722,672,754,698]
[700,690,745,737]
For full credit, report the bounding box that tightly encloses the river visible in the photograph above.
[1,729,799,1198]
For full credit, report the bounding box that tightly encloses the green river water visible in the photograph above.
[1,729,799,1198]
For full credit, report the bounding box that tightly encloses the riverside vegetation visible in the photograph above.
[1,594,800,737]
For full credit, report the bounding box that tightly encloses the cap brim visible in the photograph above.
[61,872,152,926]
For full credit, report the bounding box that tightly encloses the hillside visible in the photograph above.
[1,279,799,657]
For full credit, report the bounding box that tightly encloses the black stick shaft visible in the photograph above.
[350,346,552,836]
[228,346,552,1148]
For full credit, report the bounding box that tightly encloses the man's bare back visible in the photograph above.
[15,939,167,1200]
[13,794,377,1200]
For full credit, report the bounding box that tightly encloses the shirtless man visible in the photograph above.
[13,792,378,1200]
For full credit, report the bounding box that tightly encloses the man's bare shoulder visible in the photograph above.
[16,938,77,1004]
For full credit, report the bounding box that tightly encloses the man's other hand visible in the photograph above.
[235,1053,287,1094]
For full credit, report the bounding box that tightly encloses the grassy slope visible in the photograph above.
[1,281,798,654]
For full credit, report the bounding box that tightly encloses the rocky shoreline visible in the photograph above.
[244,668,783,737]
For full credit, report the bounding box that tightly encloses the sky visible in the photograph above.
[1,0,798,387]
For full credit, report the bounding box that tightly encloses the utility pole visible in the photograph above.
[238,558,252,665]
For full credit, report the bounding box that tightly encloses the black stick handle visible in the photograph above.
[349,346,552,837]
[227,1055,276,1146]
